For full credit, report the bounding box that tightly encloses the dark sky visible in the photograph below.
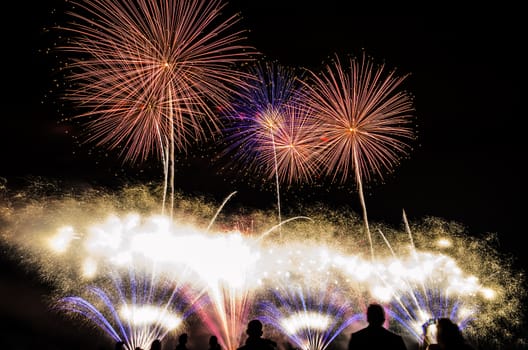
[1,1,525,349]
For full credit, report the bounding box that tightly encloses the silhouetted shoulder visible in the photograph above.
[348,326,407,350]
[237,337,277,350]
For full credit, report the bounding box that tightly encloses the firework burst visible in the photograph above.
[59,0,254,214]
[220,60,308,181]
[219,60,324,190]
[220,61,319,233]
[258,278,362,350]
[55,265,198,350]
[301,52,416,258]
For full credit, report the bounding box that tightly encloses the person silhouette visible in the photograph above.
[236,319,277,350]
[151,339,162,350]
[115,341,126,350]
[176,333,189,350]
[426,318,475,350]
[348,303,408,350]
[208,335,222,350]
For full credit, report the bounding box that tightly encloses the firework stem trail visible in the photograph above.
[271,131,283,238]
[354,155,373,260]
[169,89,175,218]
[161,135,169,216]
[402,209,416,252]
[206,191,238,232]
[257,216,313,241]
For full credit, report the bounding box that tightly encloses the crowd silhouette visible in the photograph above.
[110,310,475,350]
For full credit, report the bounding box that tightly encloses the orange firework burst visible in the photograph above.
[61,0,254,163]
[302,52,416,258]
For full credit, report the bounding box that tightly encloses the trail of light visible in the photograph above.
[257,216,314,241]
[207,191,238,232]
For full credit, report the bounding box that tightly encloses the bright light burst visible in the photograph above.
[302,52,415,184]
[56,267,196,350]
[61,0,253,164]
[1,187,524,348]
[258,280,362,350]
[368,252,492,342]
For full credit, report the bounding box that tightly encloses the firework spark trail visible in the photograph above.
[189,233,264,350]
[302,52,416,259]
[60,0,254,214]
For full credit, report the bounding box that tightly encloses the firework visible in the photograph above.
[368,251,491,342]
[221,60,322,187]
[1,186,523,348]
[301,52,416,258]
[220,61,319,232]
[258,280,362,350]
[59,0,254,214]
[56,267,198,350]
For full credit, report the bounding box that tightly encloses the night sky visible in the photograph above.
[1,1,525,349]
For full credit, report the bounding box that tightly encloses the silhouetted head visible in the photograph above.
[366,303,385,326]
[436,318,465,345]
[150,339,161,350]
[115,341,125,350]
[179,333,188,344]
[209,335,218,346]
[246,319,264,337]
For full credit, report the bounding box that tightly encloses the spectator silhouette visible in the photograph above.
[151,339,162,350]
[208,335,222,350]
[237,319,277,350]
[176,333,189,350]
[115,341,125,350]
[348,303,408,350]
[426,318,475,350]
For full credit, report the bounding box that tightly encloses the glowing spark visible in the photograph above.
[120,304,182,331]
[281,311,331,335]
[49,226,76,253]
